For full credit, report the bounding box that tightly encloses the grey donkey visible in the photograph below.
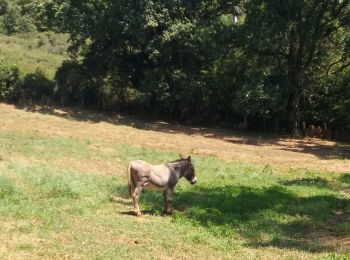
[127,155,197,216]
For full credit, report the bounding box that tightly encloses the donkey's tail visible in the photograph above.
[127,164,133,197]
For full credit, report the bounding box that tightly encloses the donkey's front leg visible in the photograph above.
[163,188,174,215]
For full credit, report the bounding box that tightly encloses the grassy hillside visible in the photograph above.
[0,32,68,78]
[0,104,349,259]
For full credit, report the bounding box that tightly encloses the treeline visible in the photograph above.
[1,0,350,139]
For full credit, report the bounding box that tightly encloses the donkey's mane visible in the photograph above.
[169,158,188,164]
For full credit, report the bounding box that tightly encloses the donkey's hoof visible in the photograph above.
[164,209,173,215]
[135,211,142,217]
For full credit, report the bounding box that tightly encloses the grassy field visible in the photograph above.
[0,32,68,78]
[0,103,349,259]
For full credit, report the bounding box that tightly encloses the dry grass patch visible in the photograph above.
[55,157,123,176]
[1,103,349,172]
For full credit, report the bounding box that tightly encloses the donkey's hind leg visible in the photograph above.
[132,185,142,217]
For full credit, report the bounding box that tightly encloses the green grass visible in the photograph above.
[0,32,68,78]
[0,130,350,258]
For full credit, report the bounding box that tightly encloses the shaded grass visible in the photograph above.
[0,128,350,258]
[340,174,350,185]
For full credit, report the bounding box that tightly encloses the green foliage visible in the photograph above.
[0,62,20,102]
[234,78,282,119]
[55,60,102,107]
[242,0,350,132]
[303,69,350,138]
[42,0,349,136]
[21,68,55,103]
[0,0,58,34]
[55,60,84,106]
[0,0,36,34]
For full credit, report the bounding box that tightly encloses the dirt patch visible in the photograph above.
[311,234,350,253]
[308,210,350,253]
[1,103,349,172]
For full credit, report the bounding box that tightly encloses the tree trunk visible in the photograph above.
[275,118,279,133]
[287,25,304,136]
[61,92,65,107]
[288,90,301,136]
[239,115,248,130]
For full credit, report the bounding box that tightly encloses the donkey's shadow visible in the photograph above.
[120,209,161,216]
[117,187,188,217]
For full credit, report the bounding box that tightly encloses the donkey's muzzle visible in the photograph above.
[190,177,197,185]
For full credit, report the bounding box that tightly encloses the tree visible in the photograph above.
[46,0,242,121]
[242,0,350,134]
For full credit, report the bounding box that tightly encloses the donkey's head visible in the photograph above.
[181,155,197,185]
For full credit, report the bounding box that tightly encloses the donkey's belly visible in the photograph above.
[143,182,166,192]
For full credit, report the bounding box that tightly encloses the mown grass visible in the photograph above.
[0,32,68,78]
[0,125,350,258]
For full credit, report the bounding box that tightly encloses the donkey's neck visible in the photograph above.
[168,161,187,178]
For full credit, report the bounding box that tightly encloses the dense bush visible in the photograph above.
[0,62,20,102]
[21,69,55,104]
[55,61,101,107]
[55,60,82,106]
[303,72,350,139]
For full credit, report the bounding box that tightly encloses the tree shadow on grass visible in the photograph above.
[340,174,350,185]
[114,184,350,253]
[280,177,331,188]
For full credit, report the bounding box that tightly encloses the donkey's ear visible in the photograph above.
[179,153,183,159]
[187,156,191,162]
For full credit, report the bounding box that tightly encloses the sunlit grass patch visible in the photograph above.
[1,161,122,233]
[0,32,67,78]
[0,175,22,199]
[0,131,95,160]
[322,253,350,260]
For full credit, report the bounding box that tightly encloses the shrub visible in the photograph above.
[55,60,84,106]
[0,62,20,102]
[55,60,99,107]
[21,68,55,104]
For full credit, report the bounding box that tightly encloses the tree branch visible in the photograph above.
[333,60,350,74]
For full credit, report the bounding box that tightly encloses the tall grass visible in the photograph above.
[0,32,68,78]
